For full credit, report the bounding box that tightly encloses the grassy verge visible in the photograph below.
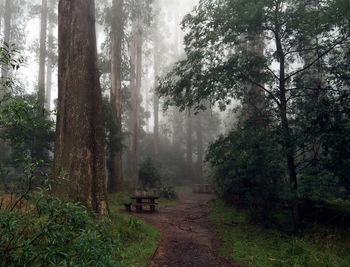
[208,199,350,266]
[108,192,160,266]
[109,213,160,266]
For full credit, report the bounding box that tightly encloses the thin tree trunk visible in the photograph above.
[108,0,123,193]
[196,114,203,179]
[186,111,193,180]
[38,0,48,109]
[53,0,109,216]
[275,28,300,229]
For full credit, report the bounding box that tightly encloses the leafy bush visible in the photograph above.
[0,160,119,267]
[159,186,177,200]
[206,124,286,221]
[0,94,55,164]
[138,157,161,189]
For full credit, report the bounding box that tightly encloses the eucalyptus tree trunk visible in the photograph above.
[108,0,124,193]
[247,33,265,119]
[127,34,136,179]
[195,114,203,179]
[38,0,47,109]
[153,19,159,159]
[186,111,193,179]
[0,0,3,35]
[53,0,109,216]
[1,0,12,85]
[45,0,55,110]
[133,17,142,167]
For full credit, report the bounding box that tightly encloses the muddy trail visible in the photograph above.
[132,190,238,267]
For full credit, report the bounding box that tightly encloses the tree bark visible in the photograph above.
[38,0,47,109]
[0,0,3,35]
[195,114,203,179]
[108,0,124,193]
[127,33,136,179]
[186,111,193,179]
[134,17,142,168]
[275,26,300,229]
[45,0,55,110]
[1,0,12,85]
[53,0,109,216]
[153,19,159,159]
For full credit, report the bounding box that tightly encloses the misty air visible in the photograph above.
[0,0,350,266]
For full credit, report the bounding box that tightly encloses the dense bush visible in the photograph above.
[138,157,161,189]
[159,186,177,200]
[0,94,55,164]
[0,160,119,267]
[206,124,285,213]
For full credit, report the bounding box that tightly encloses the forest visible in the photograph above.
[0,0,349,266]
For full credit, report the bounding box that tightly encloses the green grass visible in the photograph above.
[109,212,160,266]
[208,199,350,267]
[108,192,160,266]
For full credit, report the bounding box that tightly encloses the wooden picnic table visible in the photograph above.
[131,196,159,212]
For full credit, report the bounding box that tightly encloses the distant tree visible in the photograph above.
[153,0,160,159]
[52,0,109,216]
[108,0,124,193]
[45,0,58,110]
[126,0,152,180]
[0,0,12,83]
[38,0,47,109]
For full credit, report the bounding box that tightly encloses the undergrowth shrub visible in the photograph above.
[139,157,161,189]
[206,125,285,217]
[159,186,177,199]
[0,160,119,267]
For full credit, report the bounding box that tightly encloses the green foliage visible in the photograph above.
[138,157,161,189]
[0,94,55,163]
[159,186,177,200]
[0,43,24,75]
[209,199,350,267]
[158,0,350,229]
[206,123,285,219]
[0,160,119,267]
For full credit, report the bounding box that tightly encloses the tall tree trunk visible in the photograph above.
[45,0,55,110]
[38,0,47,109]
[0,0,3,36]
[247,32,265,120]
[195,114,203,179]
[1,0,12,85]
[153,19,159,159]
[108,0,123,193]
[133,17,142,168]
[127,34,136,180]
[53,0,109,216]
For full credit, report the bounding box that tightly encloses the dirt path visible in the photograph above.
[132,190,238,267]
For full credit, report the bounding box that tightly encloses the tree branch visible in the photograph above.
[286,33,350,81]
[241,72,281,107]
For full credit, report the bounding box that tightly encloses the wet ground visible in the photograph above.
[132,190,238,267]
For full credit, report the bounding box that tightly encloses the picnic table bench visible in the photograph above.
[131,196,159,212]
